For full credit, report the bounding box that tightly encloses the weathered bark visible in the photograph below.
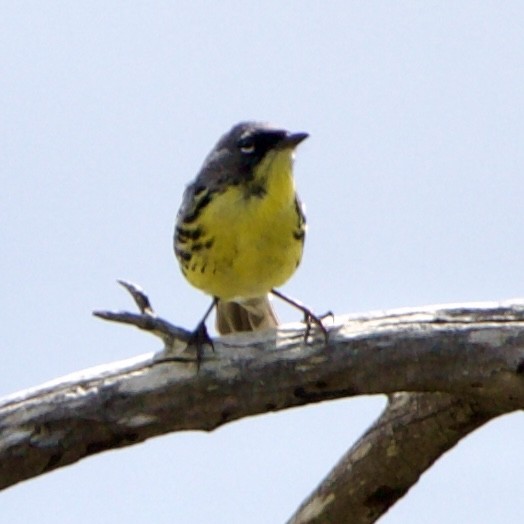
[287,393,501,523]
[1,299,523,523]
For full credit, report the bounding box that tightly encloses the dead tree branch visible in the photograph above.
[287,392,501,524]
[1,293,524,523]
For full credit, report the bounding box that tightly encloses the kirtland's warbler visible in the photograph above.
[174,122,326,350]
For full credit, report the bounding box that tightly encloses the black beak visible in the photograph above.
[278,131,309,149]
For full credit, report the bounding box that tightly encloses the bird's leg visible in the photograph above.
[270,289,329,343]
[188,297,218,368]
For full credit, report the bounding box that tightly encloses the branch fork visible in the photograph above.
[2,282,523,523]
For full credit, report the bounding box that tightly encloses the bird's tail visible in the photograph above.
[215,295,279,335]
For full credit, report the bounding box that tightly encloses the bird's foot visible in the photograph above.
[301,309,330,343]
[187,321,214,370]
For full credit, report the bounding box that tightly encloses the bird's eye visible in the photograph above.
[238,137,256,154]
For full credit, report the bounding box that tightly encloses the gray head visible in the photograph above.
[199,122,308,182]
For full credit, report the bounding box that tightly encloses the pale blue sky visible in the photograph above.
[1,2,523,522]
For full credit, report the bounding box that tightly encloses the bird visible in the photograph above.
[174,121,327,361]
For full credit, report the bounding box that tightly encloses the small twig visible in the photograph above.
[117,280,156,315]
[93,310,191,343]
[93,280,192,356]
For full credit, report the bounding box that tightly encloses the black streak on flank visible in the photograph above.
[177,250,192,262]
[188,238,214,252]
[176,226,203,243]
[182,192,212,224]
[293,229,305,241]
[294,197,306,226]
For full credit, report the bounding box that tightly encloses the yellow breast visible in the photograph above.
[178,149,305,300]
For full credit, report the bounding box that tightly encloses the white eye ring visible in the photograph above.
[239,139,255,154]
